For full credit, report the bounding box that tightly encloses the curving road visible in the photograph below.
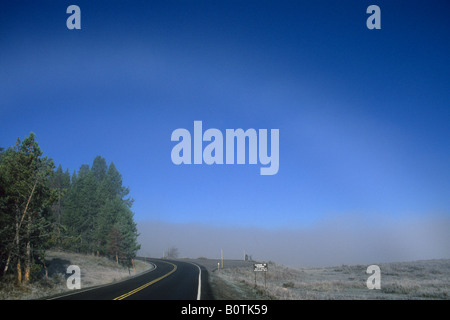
[51,258,209,300]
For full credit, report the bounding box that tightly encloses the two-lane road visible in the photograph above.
[51,259,205,300]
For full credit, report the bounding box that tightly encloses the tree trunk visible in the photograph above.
[2,179,37,278]
[24,241,31,283]
[24,214,31,283]
[3,207,19,275]
[17,260,22,284]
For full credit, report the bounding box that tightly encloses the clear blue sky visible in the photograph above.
[1,0,449,230]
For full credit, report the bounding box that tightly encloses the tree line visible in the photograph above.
[0,133,140,283]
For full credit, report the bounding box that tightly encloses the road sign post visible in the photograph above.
[253,263,268,288]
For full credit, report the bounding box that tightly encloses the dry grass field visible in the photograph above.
[210,259,450,300]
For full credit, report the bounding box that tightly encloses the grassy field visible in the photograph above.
[211,259,450,300]
[0,249,151,300]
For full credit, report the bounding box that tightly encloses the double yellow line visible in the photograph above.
[113,261,177,300]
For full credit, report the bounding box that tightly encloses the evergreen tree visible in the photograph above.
[91,156,107,183]
[0,135,141,281]
[62,169,99,253]
[60,156,140,264]
[113,204,140,265]
[49,165,71,240]
[0,133,57,282]
[101,196,140,265]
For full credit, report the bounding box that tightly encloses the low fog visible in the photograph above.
[137,213,450,267]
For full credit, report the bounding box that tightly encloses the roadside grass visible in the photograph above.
[0,249,151,300]
[213,259,450,300]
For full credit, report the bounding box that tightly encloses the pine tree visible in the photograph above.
[114,204,140,266]
[0,133,57,282]
[91,156,107,183]
[49,165,71,242]
[1,135,141,281]
[60,157,140,262]
[62,169,99,253]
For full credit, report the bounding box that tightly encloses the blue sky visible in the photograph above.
[1,0,449,235]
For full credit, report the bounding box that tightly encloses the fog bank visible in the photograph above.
[137,214,450,267]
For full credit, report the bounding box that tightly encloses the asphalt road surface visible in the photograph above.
[51,258,210,300]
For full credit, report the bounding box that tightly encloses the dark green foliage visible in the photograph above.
[0,133,57,280]
[62,169,100,252]
[60,156,140,265]
[0,134,141,281]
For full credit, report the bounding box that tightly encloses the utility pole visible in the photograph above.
[221,249,223,269]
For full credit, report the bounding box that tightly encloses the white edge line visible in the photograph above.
[187,262,202,300]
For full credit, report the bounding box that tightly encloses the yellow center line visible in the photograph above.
[113,261,177,300]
